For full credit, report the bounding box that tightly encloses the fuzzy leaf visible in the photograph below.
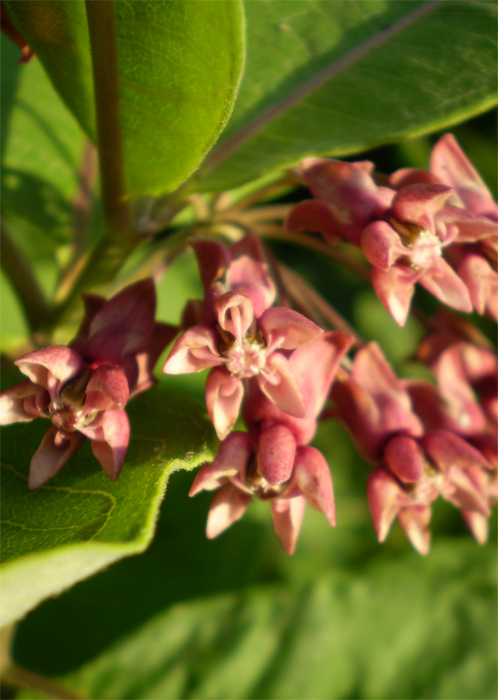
[0,385,217,627]
[197,0,497,191]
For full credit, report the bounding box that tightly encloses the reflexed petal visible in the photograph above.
[258,353,306,418]
[85,365,130,412]
[84,280,156,363]
[419,257,472,312]
[286,199,343,244]
[361,221,406,270]
[385,435,425,483]
[257,424,296,485]
[392,183,452,232]
[70,293,106,353]
[28,427,84,490]
[430,134,498,220]
[458,253,497,317]
[294,446,335,526]
[461,509,489,545]
[271,495,306,555]
[206,367,244,441]
[371,264,417,327]
[398,506,432,555]
[0,380,48,424]
[422,429,490,472]
[129,322,179,397]
[390,168,439,189]
[190,238,230,292]
[260,307,322,352]
[215,292,254,343]
[162,326,221,374]
[89,410,130,481]
[189,432,254,495]
[15,346,84,393]
[442,466,490,515]
[228,233,276,315]
[206,483,251,539]
[367,467,402,542]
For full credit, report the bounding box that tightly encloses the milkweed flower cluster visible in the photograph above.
[0,281,176,489]
[288,134,497,325]
[1,135,495,556]
[163,233,355,552]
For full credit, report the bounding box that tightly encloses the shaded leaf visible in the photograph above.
[16,543,497,700]
[197,0,497,191]
[0,384,217,627]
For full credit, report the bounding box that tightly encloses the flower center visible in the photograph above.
[48,369,98,432]
[223,336,267,378]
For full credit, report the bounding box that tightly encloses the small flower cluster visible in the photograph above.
[162,233,354,552]
[288,135,497,326]
[331,337,495,554]
[0,281,176,489]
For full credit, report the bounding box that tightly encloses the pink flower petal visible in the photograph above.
[28,427,85,490]
[286,199,343,244]
[228,233,276,315]
[458,252,497,317]
[260,307,322,352]
[83,280,156,364]
[85,365,130,413]
[257,424,297,485]
[88,410,130,481]
[190,238,230,292]
[419,257,472,312]
[15,346,84,394]
[384,435,425,483]
[461,509,489,545]
[422,429,490,472]
[129,322,179,397]
[205,483,251,539]
[258,353,306,418]
[397,506,432,555]
[0,380,48,424]
[206,367,244,440]
[70,293,106,354]
[162,326,221,374]
[371,264,417,327]
[392,183,452,232]
[367,466,403,542]
[293,446,335,526]
[430,134,498,220]
[189,432,254,495]
[361,221,406,270]
[215,292,254,343]
[271,495,306,555]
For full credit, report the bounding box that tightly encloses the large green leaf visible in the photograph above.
[0,384,217,627]
[1,34,87,280]
[16,543,497,699]
[5,0,245,198]
[196,0,497,191]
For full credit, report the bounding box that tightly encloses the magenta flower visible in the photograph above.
[163,289,323,440]
[188,332,353,553]
[0,281,176,489]
[331,343,423,463]
[368,430,491,555]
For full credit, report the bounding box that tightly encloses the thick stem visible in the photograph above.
[0,223,50,331]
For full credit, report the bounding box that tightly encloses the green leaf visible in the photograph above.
[16,543,496,699]
[5,0,246,199]
[196,0,498,192]
[1,34,87,286]
[0,384,217,627]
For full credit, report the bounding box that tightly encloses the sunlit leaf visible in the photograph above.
[197,0,497,191]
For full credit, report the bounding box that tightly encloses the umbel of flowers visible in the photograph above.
[0,281,177,489]
[0,135,496,556]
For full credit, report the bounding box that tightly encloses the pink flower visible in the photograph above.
[164,289,324,440]
[188,332,353,553]
[331,343,423,463]
[368,430,491,555]
[0,281,176,489]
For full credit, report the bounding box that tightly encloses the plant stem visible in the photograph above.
[2,664,84,700]
[0,223,50,331]
[50,1,141,325]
